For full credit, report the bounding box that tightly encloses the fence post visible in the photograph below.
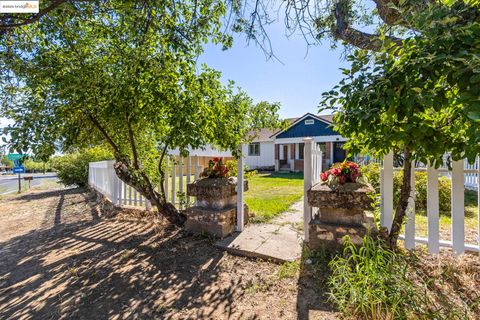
[405,165,415,249]
[427,164,439,254]
[236,145,245,232]
[303,137,314,241]
[451,159,465,255]
[381,151,394,231]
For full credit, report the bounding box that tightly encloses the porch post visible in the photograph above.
[236,145,245,232]
[274,144,280,171]
[290,144,295,171]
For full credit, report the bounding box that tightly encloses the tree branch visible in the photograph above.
[126,116,140,170]
[87,114,121,156]
[332,0,403,51]
[158,143,169,204]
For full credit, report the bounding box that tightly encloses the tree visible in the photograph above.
[322,1,480,246]
[1,0,469,54]
[1,1,283,225]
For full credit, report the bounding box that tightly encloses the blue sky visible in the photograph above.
[199,19,348,119]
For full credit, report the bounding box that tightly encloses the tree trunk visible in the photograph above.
[387,148,413,247]
[113,158,186,226]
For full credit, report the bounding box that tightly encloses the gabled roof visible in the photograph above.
[270,113,334,139]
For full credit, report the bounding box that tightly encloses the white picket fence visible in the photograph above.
[88,154,246,231]
[88,156,205,209]
[303,146,480,255]
[381,153,480,255]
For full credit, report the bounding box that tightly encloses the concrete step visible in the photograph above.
[216,201,304,263]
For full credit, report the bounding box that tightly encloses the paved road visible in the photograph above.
[0,173,58,195]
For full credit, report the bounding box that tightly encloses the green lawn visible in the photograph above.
[412,189,478,243]
[244,172,304,223]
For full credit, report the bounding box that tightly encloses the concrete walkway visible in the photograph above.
[216,200,304,263]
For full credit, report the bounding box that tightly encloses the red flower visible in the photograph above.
[213,157,220,162]
[321,172,329,181]
[320,161,363,187]
[332,168,341,176]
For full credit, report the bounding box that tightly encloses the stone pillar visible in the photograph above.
[185,177,249,238]
[307,183,377,250]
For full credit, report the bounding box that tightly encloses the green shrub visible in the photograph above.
[328,236,427,319]
[51,146,113,187]
[24,159,53,173]
[361,163,452,215]
[225,159,257,179]
[361,163,381,193]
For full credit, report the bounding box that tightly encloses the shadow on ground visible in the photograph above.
[0,187,338,319]
[296,245,337,320]
[0,188,248,319]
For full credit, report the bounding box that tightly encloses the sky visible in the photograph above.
[198,19,349,119]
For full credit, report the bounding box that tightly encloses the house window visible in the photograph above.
[298,143,304,159]
[248,143,260,156]
[305,119,314,125]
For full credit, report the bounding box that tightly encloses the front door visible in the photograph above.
[280,145,288,165]
[333,142,346,163]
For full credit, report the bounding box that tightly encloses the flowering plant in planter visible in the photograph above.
[200,157,229,178]
[320,161,368,188]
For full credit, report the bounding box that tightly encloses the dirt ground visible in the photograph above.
[0,187,336,320]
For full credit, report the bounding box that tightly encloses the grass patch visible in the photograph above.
[245,172,304,223]
[407,189,478,242]
[277,261,300,280]
[327,236,474,319]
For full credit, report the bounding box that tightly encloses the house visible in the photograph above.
[243,113,347,171]
[172,113,346,172]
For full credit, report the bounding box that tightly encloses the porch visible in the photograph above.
[274,138,347,172]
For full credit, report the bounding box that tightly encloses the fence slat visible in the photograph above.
[381,152,394,231]
[405,166,416,249]
[164,158,169,202]
[128,186,132,205]
[194,156,199,179]
[134,189,138,206]
[186,156,191,204]
[451,159,465,255]
[179,157,183,208]
[172,158,176,206]
[123,181,127,205]
[427,165,440,254]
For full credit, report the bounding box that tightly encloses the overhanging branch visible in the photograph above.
[333,0,403,51]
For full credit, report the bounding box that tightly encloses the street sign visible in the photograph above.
[13,166,25,174]
[7,154,28,160]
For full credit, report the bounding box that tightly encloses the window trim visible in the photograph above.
[304,119,314,125]
[248,142,260,156]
